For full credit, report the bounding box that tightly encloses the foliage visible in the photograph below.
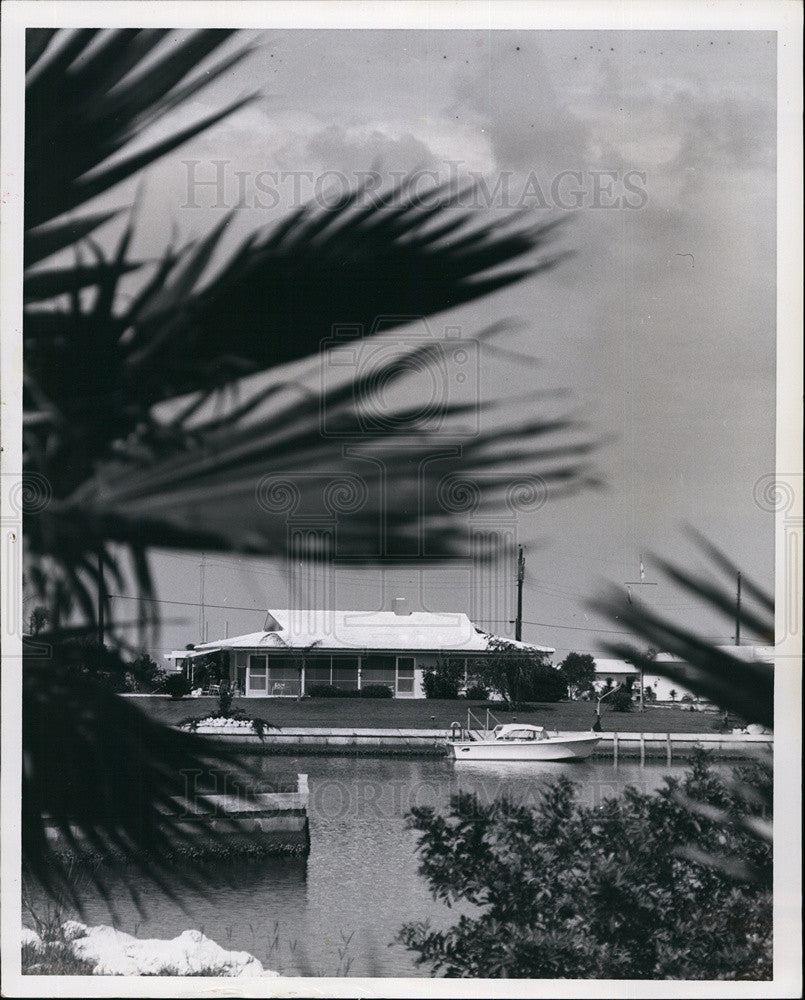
[128,653,166,693]
[591,533,774,889]
[399,751,772,979]
[164,673,190,699]
[22,27,598,904]
[56,637,129,692]
[422,656,465,699]
[218,681,234,717]
[610,676,635,712]
[557,652,596,699]
[22,940,97,976]
[22,646,262,911]
[464,681,489,701]
[591,530,773,728]
[27,606,50,636]
[359,684,394,699]
[471,639,567,708]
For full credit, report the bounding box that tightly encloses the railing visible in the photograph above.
[464,707,505,740]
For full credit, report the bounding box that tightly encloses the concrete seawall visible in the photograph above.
[183,726,773,760]
[44,774,311,857]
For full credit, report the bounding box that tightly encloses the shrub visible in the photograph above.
[306,684,359,698]
[218,682,234,716]
[464,682,489,700]
[359,684,393,698]
[423,672,460,699]
[399,751,772,979]
[422,656,465,699]
[610,677,636,712]
[164,674,190,699]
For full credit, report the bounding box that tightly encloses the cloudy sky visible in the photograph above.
[99,28,777,658]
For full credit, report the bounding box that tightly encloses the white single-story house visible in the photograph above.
[165,599,554,698]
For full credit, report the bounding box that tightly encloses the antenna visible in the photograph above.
[625,550,657,604]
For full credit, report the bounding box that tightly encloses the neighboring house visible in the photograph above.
[164,598,554,698]
[593,646,774,702]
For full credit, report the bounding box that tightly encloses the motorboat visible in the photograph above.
[447,722,601,761]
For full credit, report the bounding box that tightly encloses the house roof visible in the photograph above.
[190,609,554,655]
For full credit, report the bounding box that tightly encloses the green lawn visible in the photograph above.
[130,696,726,734]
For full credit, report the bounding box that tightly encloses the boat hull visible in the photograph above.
[448,733,601,761]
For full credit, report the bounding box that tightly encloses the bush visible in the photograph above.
[306,684,359,698]
[422,656,465,699]
[399,751,772,979]
[164,674,190,699]
[359,684,393,698]
[610,677,636,712]
[464,682,489,700]
[423,672,460,699]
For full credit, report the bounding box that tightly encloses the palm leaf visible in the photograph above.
[23,645,266,913]
[589,534,773,727]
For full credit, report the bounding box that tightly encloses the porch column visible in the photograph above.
[357,657,362,691]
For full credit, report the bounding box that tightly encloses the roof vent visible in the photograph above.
[392,597,411,616]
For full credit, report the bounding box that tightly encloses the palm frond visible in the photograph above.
[589,534,774,727]
[23,646,265,913]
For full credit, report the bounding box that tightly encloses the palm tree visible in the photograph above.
[22,29,597,903]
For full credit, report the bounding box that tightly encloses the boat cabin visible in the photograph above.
[492,724,554,742]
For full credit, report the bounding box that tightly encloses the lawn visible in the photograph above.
[130,696,726,734]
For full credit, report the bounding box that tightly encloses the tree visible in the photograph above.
[471,638,566,708]
[557,652,596,699]
[27,606,49,636]
[669,688,678,702]
[21,28,594,902]
[399,751,771,979]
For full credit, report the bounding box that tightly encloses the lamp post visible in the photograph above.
[593,683,623,732]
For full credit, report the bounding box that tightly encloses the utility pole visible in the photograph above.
[625,552,657,711]
[735,571,742,645]
[515,546,525,642]
[200,552,206,643]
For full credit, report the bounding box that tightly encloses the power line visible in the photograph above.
[108,593,266,614]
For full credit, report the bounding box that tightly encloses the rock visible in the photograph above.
[26,922,278,976]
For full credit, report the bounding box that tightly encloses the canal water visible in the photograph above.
[25,755,691,977]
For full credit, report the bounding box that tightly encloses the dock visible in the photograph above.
[184,725,773,760]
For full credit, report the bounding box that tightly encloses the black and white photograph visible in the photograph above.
[1,1,801,996]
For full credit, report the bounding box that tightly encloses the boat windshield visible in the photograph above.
[495,725,546,741]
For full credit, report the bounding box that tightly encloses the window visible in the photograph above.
[249,655,267,692]
[267,656,299,682]
[361,654,396,689]
[305,658,332,685]
[396,657,415,695]
[332,656,359,690]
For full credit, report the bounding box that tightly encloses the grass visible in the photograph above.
[22,941,96,975]
[130,696,726,734]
